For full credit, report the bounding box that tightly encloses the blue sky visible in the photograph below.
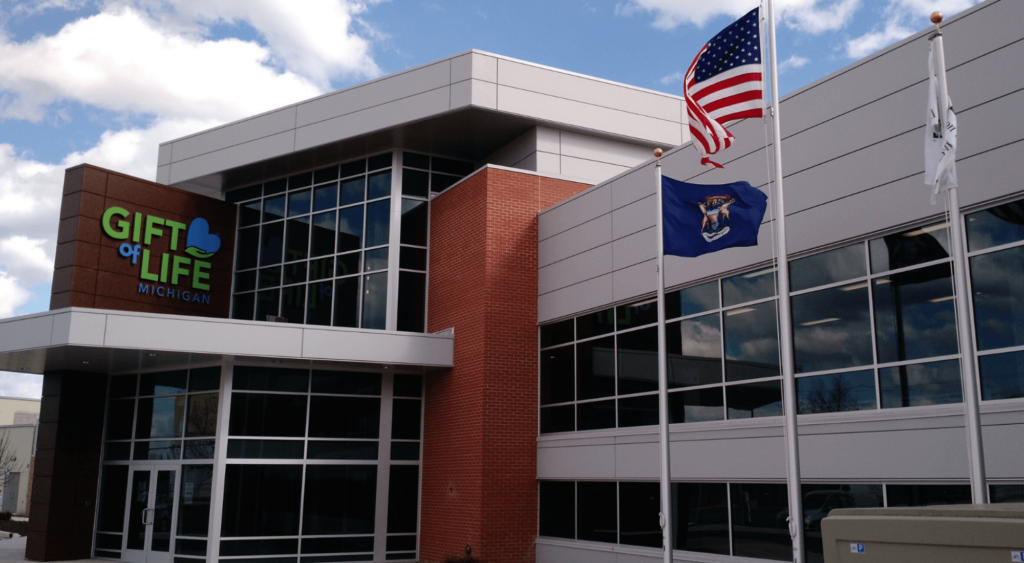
[0,0,982,396]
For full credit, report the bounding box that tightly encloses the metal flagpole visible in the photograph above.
[654,148,674,563]
[930,11,988,504]
[764,0,805,561]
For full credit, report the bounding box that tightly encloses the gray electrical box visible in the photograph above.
[820,503,1024,563]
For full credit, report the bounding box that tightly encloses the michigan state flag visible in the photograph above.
[662,176,768,258]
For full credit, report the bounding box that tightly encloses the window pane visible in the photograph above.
[259,221,284,266]
[577,336,615,400]
[540,405,574,433]
[576,308,614,340]
[793,283,872,373]
[577,482,616,544]
[790,244,865,292]
[399,246,427,270]
[235,227,259,270]
[288,189,311,217]
[284,217,310,262]
[302,537,374,555]
[189,367,220,392]
[306,441,378,460]
[135,396,185,439]
[369,153,391,171]
[577,399,615,431]
[132,440,181,460]
[239,200,261,227]
[618,394,658,428]
[394,374,422,398]
[540,319,573,348]
[368,170,392,200]
[403,152,429,169]
[341,159,367,179]
[730,483,790,561]
[668,281,719,319]
[281,284,306,324]
[234,366,309,392]
[308,396,380,439]
[333,276,360,328]
[400,199,428,246]
[879,359,962,408]
[186,393,219,437]
[263,195,286,222]
[387,466,419,534]
[283,262,306,286]
[885,484,971,507]
[619,482,661,547]
[338,205,364,252]
[970,246,1024,350]
[221,465,302,537]
[104,442,131,461]
[402,169,429,198]
[539,481,574,539]
[801,484,882,561]
[723,266,776,306]
[310,211,337,257]
[312,371,382,395]
[139,370,187,395]
[306,281,333,326]
[616,298,658,329]
[966,201,1024,251]
[873,264,957,363]
[724,300,779,382]
[432,156,474,176]
[797,370,876,414]
[303,466,377,535]
[432,173,459,192]
[365,199,391,248]
[229,393,307,437]
[256,288,280,320]
[96,465,130,532]
[259,266,281,289]
[219,539,297,557]
[228,184,262,204]
[227,438,302,459]
[391,399,422,440]
[667,314,722,388]
[870,224,950,273]
[391,442,419,460]
[177,465,214,537]
[107,400,135,440]
[397,271,426,333]
[232,293,255,320]
[979,350,1024,401]
[364,247,388,272]
[288,173,311,190]
[990,484,1024,503]
[337,252,360,277]
[618,327,658,395]
[314,166,338,185]
[540,345,574,405]
[235,270,256,292]
[313,184,338,212]
[672,483,729,555]
[184,440,215,459]
[111,374,137,398]
[361,272,387,330]
[726,380,782,419]
[309,257,333,281]
[265,178,287,195]
[669,388,724,423]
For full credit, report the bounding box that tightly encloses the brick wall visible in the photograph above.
[421,168,590,563]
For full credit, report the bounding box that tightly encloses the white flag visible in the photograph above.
[925,42,958,204]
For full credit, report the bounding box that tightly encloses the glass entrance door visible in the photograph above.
[122,465,178,563]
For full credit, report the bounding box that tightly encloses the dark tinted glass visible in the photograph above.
[403,152,429,169]
[979,350,1024,401]
[722,267,776,306]
[797,370,877,414]
[801,484,882,560]
[397,271,426,332]
[235,227,259,270]
[336,252,360,277]
[432,173,459,192]
[303,466,377,535]
[338,205,364,252]
[619,482,661,547]
[670,281,719,318]
[132,440,181,461]
[221,465,302,536]
[285,217,310,262]
[432,156,474,175]
[399,246,427,270]
[394,374,423,397]
[96,465,130,532]
[240,200,262,227]
[576,399,615,431]
[617,327,658,395]
[391,442,419,460]
[540,345,574,405]
[364,247,388,271]
[341,159,367,179]
[879,359,961,408]
[96,534,122,550]
[306,441,378,460]
[667,314,721,388]
[870,224,950,273]
[616,298,658,329]
[256,288,280,320]
[793,283,872,373]
[885,484,971,507]
[227,439,304,459]
[672,483,729,555]
[309,257,332,281]
[313,184,338,212]
[970,246,1024,350]
[730,483,790,560]
[263,195,286,222]
[361,272,388,330]
[228,393,307,437]
[184,440,215,459]
[219,538,298,556]
[790,244,865,292]
[333,276,360,328]
[235,270,257,292]
[234,366,309,392]
[189,367,221,391]
[135,396,185,439]
[966,201,1024,251]
[726,380,782,419]
[617,394,658,428]
[301,537,374,555]
[577,336,614,400]
[232,292,255,320]
[341,176,365,206]
[311,371,381,395]
[540,405,574,433]
[265,178,287,195]
[576,308,614,340]
[539,481,574,539]
[260,222,284,266]
[577,482,617,543]
[308,396,380,439]
[288,189,311,217]
[402,169,429,198]
[723,300,779,382]
[365,200,391,248]
[391,399,422,440]
[110,374,137,398]
[313,166,338,184]
[400,199,428,246]
[289,173,312,190]
[990,484,1024,503]
[368,171,391,200]
[227,184,262,204]
[310,211,336,257]
[669,388,724,423]
[368,153,392,171]
[139,370,187,395]
[103,442,131,460]
[259,266,281,289]
[186,393,219,437]
[873,264,956,363]
[281,284,306,323]
[540,319,573,348]
[387,466,419,533]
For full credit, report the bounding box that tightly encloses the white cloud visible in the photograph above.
[845,0,981,59]
[779,54,810,72]
[0,372,43,399]
[617,0,860,33]
[660,70,685,84]
[0,271,32,318]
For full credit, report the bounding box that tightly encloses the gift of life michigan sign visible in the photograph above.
[101,206,222,305]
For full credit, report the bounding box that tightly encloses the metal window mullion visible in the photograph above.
[386,153,402,331]
[414,375,425,560]
[373,370,394,561]
[960,229,986,403]
[208,363,233,561]
[965,237,1024,258]
[865,241,884,411]
[91,375,116,558]
[725,483,734,556]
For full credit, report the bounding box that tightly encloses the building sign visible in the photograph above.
[102,206,223,305]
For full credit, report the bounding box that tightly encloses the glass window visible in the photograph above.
[726,380,782,419]
[221,465,303,537]
[541,345,574,405]
[365,200,390,248]
[309,257,332,282]
[617,394,658,428]
[281,284,306,324]
[302,537,374,555]
[870,223,950,273]
[288,173,311,191]
[538,481,575,539]
[391,399,421,440]
[792,283,873,373]
[432,155,474,176]
[394,374,422,398]
[303,466,377,535]
[387,466,419,534]
[228,185,262,204]
[361,272,388,330]
[790,244,865,292]
[284,260,308,288]
[723,301,779,382]
[259,221,284,266]
[364,247,388,272]
[672,483,729,555]
[369,153,392,171]
[885,484,971,507]
[669,388,724,423]
[263,195,286,222]
[619,482,661,547]
[338,205,364,252]
[577,482,617,543]
[970,246,1024,351]
[577,399,615,431]
[139,370,187,395]
[236,227,259,270]
[259,266,281,289]
[336,252,360,277]
[397,271,426,333]
[341,159,367,179]
[433,173,460,193]
[403,152,429,169]
[879,359,962,408]
[133,440,181,461]
[96,465,129,532]
[801,484,882,562]
[576,308,614,340]
[189,367,221,392]
[402,169,429,198]
[577,336,615,400]
[730,483,790,561]
[307,441,377,460]
[285,217,310,263]
[231,293,255,320]
[312,371,382,395]
[979,350,1024,401]
[235,270,256,292]
[990,484,1024,503]
[667,314,722,388]
[873,263,957,363]
[540,405,574,433]
[966,201,1024,251]
[186,393,219,437]
[235,366,309,392]
[106,400,135,440]
[400,199,428,246]
[310,211,336,257]
[177,465,214,538]
[540,319,573,348]
[308,397,380,439]
[313,184,338,212]
[667,281,719,319]
[255,288,280,320]
[228,393,307,437]
[239,200,262,227]
[306,281,333,326]
[723,266,776,307]
[616,298,658,330]
[796,371,877,414]
[617,327,658,395]
[135,396,185,439]
[288,189,311,217]
[399,247,427,271]
[313,166,338,184]
[333,275,360,328]
[368,170,392,200]
[228,438,302,459]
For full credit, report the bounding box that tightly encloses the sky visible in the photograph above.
[0,0,984,397]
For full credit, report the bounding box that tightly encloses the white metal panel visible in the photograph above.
[167,131,295,186]
[538,244,613,296]
[536,443,617,479]
[469,78,498,109]
[611,195,654,240]
[610,163,656,210]
[535,150,561,176]
[537,543,618,563]
[559,131,653,168]
[537,273,614,323]
[560,156,628,185]
[536,126,560,155]
[56,311,106,346]
[0,314,52,352]
[612,227,656,272]
[470,52,498,83]
[614,441,659,479]
[800,427,970,480]
[155,165,171,185]
[449,53,472,84]
[539,183,611,241]
[103,314,305,357]
[301,327,454,367]
[157,144,172,166]
[170,107,296,163]
[612,259,655,304]
[980,423,1024,479]
[539,214,612,268]
[449,79,472,110]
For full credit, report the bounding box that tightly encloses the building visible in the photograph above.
[0,0,1021,561]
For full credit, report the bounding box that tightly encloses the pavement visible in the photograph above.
[0,537,103,562]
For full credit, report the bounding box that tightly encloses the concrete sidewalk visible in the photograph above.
[0,538,102,562]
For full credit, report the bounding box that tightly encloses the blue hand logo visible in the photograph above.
[185,218,221,258]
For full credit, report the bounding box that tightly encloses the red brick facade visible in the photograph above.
[422,168,590,563]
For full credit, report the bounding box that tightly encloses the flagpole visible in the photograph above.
[930,11,988,504]
[653,148,674,563]
[764,1,805,561]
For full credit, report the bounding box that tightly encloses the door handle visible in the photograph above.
[141,507,154,526]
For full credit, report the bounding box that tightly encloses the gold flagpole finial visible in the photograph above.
[654,148,663,163]
[931,11,943,30]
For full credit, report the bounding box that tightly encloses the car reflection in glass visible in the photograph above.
[775,490,854,531]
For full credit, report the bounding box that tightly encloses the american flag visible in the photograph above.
[684,7,764,168]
